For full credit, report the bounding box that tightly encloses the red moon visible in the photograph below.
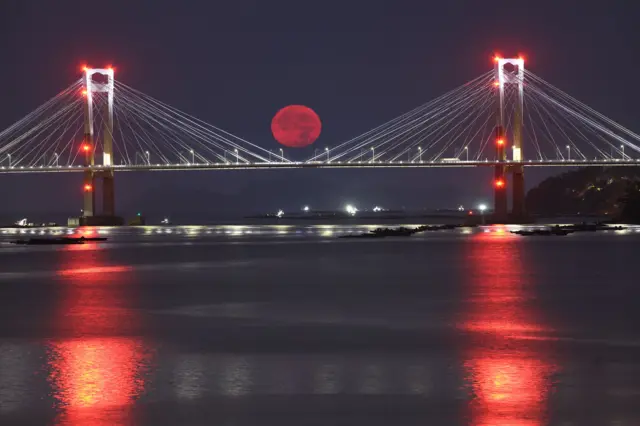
[271,105,322,148]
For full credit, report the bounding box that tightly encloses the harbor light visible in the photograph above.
[478,203,487,225]
[345,204,358,216]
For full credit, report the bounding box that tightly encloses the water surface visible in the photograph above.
[1,224,639,425]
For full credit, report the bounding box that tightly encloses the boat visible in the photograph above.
[339,233,385,239]
[12,238,83,245]
[414,224,464,232]
[371,227,415,237]
[510,228,573,236]
[340,227,417,239]
[74,236,108,242]
[339,224,475,239]
[558,223,626,232]
[10,236,107,245]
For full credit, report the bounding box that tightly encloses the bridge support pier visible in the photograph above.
[102,173,115,216]
[512,166,525,219]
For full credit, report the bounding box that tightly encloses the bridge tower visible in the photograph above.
[493,124,507,219]
[494,57,526,220]
[82,67,115,219]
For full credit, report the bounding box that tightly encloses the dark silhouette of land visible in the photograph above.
[526,167,640,222]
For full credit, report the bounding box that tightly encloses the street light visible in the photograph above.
[325,146,329,162]
[464,146,469,161]
[478,203,487,225]
[371,147,375,163]
[190,149,195,164]
[418,146,422,162]
[53,152,59,167]
[145,150,150,165]
[621,144,625,159]
[566,145,570,161]
[7,153,11,168]
[235,148,239,165]
[279,148,284,162]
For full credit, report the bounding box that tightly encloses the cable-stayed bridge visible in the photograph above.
[1,58,639,221]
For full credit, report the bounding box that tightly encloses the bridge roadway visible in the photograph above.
[1,159,639,174]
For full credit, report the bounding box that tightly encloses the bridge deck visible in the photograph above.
[1,159,639,174]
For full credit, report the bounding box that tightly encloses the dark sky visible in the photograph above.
[1,0,639,221]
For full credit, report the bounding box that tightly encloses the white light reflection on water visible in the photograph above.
[275,226,291,235]
[174,356,206,401]
[359,364,384,395]
[3,224,640,245]
[160,355,438,397]
[0,343,31,413]
[406,365,431,396]
[313,364,342,395]
[220,357,252,396]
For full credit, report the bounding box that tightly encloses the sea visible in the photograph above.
[1,223,639,425]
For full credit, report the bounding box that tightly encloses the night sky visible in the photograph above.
[1,1,639,221]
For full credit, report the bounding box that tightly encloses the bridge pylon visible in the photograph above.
[82,72,95,217]
[101,68,115,216]
[82,67,116,222]
[493,126,508,220]
[495,56,526,221]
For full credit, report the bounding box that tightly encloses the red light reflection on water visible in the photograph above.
[70,227,96,237]
[48,338,146,425]
[48,245,149,425]
[465,355,552,426]
[460,230,558,426]
[57,265,132,277]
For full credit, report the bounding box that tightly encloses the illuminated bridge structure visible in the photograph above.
[1,58,640,220]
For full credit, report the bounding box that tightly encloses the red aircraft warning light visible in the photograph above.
[81,144,91,153]
[81,89,88,97]
[495,179,506,189]
[496,138,505,146]
[83,184,93,192]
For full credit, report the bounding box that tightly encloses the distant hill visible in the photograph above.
[525,167,640,217]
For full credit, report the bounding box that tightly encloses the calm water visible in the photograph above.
[1,224,639,425]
